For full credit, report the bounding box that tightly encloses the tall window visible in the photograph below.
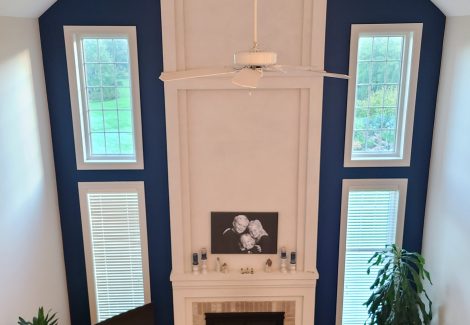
[336,179,407,325]
[64,26,144,169]
[344,24,422,167]
[79,182,150,323]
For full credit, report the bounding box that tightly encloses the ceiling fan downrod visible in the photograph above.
[253,0,258,50]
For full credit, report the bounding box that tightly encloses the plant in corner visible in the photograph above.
[18,307,58,325]
[365,244,432,325]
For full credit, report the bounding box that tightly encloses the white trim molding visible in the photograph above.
[335,178,408,325]
[344,24,423,167]
[64,26,144,170]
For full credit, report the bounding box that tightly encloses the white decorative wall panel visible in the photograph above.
[160,0,327,323]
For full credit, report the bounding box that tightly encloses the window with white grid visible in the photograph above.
[79,182,150,324]
[344,24,422,167]
[64,26,143,169]
[336,179,407,325]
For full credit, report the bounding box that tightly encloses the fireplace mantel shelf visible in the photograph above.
[170,270,319,289]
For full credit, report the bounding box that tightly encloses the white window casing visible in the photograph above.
[344,24,422,167]
[78,182,151,324]
[64,26,144,169]
[336,179,407,325]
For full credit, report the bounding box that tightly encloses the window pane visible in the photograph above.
[102,88,117,109]
[352,33,405,156]
[357,62,370,84]
[101,64,116,87]
[370,62,385,84]
[352,131,366,152]
[355,85,369,107]
[119,133,135,155]
[83,39,99,62]
[383,107,398,129]
[114,39,129,62]
[98,39,115,62]
[87,88,103,110]
[383,85,399,107]
[341,189,400,325]
[90,133,106,155]
[116,63,130,87]
[387,37,404,60]
[80,36,136,159]
[103,111,119,132]
[117,88,132,109]
[385,61,401,84]
[89,111,105,132]
[118,110,133,132]
[105,133,120,154]
[358,37,373,61]
[85,64,101,87]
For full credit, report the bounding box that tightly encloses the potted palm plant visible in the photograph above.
[365,244,432,325]
[18,307,58,325]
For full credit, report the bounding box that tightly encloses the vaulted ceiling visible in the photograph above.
[0,0,56,18]
[431,0,470,16]
[1,0,470,19]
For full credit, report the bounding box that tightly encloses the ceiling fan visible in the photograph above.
[159,0,349,88]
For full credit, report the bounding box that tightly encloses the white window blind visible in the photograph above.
[336,179,406,325]
[79,182,150,324]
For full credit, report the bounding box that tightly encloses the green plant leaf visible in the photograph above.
[364,245,432,325]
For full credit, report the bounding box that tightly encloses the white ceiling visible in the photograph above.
[0,0,56,18]
[1,0,469,24]
[431,0,470,16]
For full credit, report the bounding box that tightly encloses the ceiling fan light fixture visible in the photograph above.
[234,51,277,67]
[231,68,263,88]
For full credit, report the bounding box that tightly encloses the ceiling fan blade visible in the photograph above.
[159,67,235,82]
[274,65,349,79]
[231,68,263,88]
[318,71,350,79]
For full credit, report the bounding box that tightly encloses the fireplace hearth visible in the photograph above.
[206,312,284,325]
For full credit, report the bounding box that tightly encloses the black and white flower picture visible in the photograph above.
[211,212,278,254]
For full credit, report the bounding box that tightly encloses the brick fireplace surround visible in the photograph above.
[192,301,296,325]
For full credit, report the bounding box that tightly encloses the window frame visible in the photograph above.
[344,24,422,167]
[64,26,144,170]
[335,178,408,325]
[78,181,151,324]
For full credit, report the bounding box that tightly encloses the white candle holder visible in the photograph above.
[289,263,297,273]
[280,258,287,273]
[201,259,207,274]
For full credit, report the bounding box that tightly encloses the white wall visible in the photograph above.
[422,16,470,325]
[0,16,70,324]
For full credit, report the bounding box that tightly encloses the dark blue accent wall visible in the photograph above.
[316,0,445,324]
[39,0,172,324]
[39,0,444,324]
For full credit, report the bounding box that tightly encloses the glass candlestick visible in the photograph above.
[200,248,208,274]
[280,247,287,273]
[289,251,297,273]
[192,252,199,274]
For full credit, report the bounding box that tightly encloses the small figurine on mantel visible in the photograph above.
[215,257,221,272]
[265,258,273,273]
[221,263,229,273]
